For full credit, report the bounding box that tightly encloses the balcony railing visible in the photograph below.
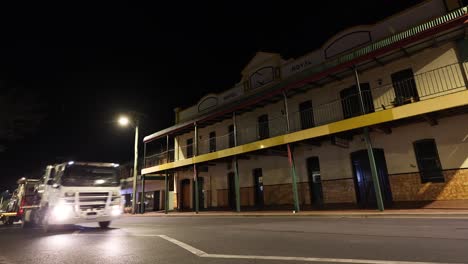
[144,61,467,168]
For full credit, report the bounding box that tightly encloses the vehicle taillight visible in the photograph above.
[18,199,26,216]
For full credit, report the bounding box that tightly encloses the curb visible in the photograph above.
[122,212,468,219]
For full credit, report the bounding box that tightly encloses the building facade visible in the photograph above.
[139,0,468,212]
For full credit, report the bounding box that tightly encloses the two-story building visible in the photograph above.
[139,0,468,213]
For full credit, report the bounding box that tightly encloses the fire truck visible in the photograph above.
[0,178,40,225]
[22,161,123,232]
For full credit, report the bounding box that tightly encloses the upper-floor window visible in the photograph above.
[186,138,193,158]
[413,139,444,183]
[391,68,419,106]
[209,131,216,152]
[258,114,269,139]
[299,100,314,129]
[340,83,374,119]
[228,125,235,148]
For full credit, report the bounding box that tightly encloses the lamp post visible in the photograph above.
[118,115,139,214]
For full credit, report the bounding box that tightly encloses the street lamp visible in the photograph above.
[118,115,139,214]
[118,116,130,126]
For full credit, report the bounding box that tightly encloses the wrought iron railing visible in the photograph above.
[281,6,467,81]
[144,61,467,168]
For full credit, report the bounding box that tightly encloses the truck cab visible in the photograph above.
[35,161,122,230]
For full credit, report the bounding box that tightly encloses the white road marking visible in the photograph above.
[157,235,207,256]
[202,254,460,264]
[157,235,462,264]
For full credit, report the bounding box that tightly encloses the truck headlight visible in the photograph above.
[111,205,121,216]
[52,202,74,221]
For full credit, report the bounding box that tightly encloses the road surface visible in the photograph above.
[0,216,467,264]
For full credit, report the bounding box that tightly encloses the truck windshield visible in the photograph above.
[61,165,120,187]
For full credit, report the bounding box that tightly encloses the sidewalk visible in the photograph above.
[127,209,468,218]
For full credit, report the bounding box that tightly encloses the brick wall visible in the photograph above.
[390,168,468,201]
[322,179,357,203]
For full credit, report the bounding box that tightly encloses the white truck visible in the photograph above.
[23,161,123,231]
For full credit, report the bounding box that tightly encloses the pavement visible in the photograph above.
[1,215,468,264]
[130,208,468,218]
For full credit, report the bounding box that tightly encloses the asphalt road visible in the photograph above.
[1,216,468,264]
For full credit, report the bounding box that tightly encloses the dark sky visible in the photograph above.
[0,0,428,191]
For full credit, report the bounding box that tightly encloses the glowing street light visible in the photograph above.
[118,116,130,126]
[117,114,139,214]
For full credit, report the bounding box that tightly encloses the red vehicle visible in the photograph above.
[0,178,40,226]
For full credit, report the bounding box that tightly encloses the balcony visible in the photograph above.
[144,61,468,170]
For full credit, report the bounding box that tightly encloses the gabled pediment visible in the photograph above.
[240,52,284,82]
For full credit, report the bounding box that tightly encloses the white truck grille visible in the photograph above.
[78,192,109,210]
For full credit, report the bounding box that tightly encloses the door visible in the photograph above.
[186,138,193,158]
[306,157,323,208]
[124,193,132,207]
[299,101,314,129]
[180,179,191,210]
[340,83,374,118]
[258,115,269,139]
[227,172,236,210]
[391,68,419,105]
[253,168,264,208]
[144,192,154,212]
[192,177,205,210]
[153,191,160,211]
[209,131,216,152]
[351,149,392,208]
[228,125,235,148]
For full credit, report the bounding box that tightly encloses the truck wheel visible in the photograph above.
[98,221,111,229]
[21,210,35,228]
[42,209,53,233]
[21,217,31,228]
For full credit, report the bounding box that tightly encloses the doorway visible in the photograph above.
[391,68,419,105]
[258,115,270,139]
[340,83,374,118]
[180,179,191,210]
[192,177,205,210]
[153,190,160,211]
[253,168,264,208]
[306,157,323,208]
[351,149,392,208]
[299,100,314,129]
[227,172,236,210]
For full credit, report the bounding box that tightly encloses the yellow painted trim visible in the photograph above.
[142,90,468,175]
[1,212,17,217]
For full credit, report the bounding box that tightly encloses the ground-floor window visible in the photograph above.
[413,138,444,183]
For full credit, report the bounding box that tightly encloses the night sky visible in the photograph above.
[0,0,430,191]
